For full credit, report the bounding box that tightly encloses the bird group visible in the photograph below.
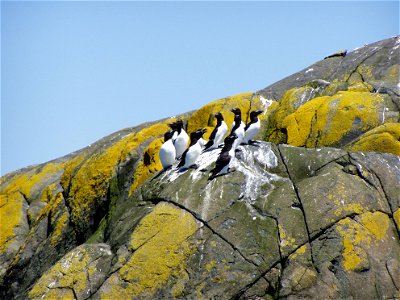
[159,108,263,180]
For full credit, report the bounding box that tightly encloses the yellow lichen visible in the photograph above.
[1,162,64,201]
[275,87,313,128]
[36,288,74,299]
[101,203,199,298]
[283,91,385,147]
[68,122,171,230]
[346,123,400,155]
[0,163,63,254]
[60,153,87,192]
[187,92,253,134]
[334,203,365,217]
[279,224,296,249]
[127,120,180,195]
[394,209,400,232]
[49,210,69,246]
[29,244,112,299]
[288,244,308,260]
[336,211,389,271]
[205,260,216,272]
[129,138,163,195]
[0,192,25,253]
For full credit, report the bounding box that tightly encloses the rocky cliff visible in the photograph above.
[1,36,399,299]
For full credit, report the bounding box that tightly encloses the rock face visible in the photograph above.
[1,37,399,299]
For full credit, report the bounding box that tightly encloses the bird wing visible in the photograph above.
[177,148,189,168]
[203,139,214,151]
[208,125,218,141]
[210,152,231,176]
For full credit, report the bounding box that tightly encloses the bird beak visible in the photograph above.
[256,110,264,115]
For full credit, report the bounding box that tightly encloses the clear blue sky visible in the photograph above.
[1,1,399,175]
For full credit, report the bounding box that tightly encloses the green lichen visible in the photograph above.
[101,203,199,298]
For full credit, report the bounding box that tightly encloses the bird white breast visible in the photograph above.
[183,142,202,168]
[159,140,176,168]
[231,120,245,129]
[214,121,228,146]
[243,120,260,143]
[174,131,189,158]
[232,123,245,149]
[199,138,207,147]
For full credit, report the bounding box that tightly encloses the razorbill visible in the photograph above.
[324,50,347,59]
[168,120,189,159]
[203,112,228,152]
[159,130,176,170]
[230,108,245,149]
[242,109,263,145]
[177,129,207,170]
[208,134,238,180]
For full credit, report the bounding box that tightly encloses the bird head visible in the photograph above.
[214,112,223,120]
[231,108,241,115]
[163,130,175,142]
[198,128,207,137]
[250,109,264,117]
[225,133,237,144]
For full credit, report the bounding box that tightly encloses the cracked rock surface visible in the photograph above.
[0,37,399,299]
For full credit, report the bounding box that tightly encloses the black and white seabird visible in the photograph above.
[203,112,228,152]
[159,130,176,170]
[208,134,238,180]
[177,129,207,170]
[230,108,245,149]
[324,50,347,59]
[242,109,263,145]
[168,120,189,159]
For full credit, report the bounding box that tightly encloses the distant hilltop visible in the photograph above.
[1,36,399,299]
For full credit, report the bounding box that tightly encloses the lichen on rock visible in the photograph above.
[1,36,399,300]
[96,203,199,298]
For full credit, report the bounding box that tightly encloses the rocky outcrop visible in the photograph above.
[0,36,399,299]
